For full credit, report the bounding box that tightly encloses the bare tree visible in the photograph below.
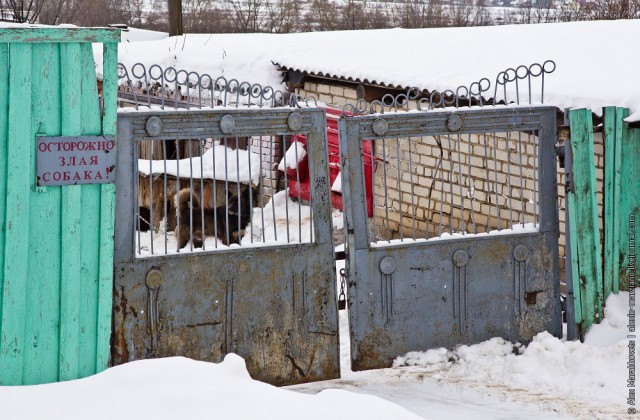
[226,0,267,32]
[1,0,45,23]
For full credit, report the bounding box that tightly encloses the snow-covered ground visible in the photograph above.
[2,195,636,419]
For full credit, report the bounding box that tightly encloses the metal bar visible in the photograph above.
[447,135,454,234]
[175,138,181,252]
[269,136,277,242]
[189,140,194,251]
[163,140,168,254]
[294,137,302,242]
[483,133,492,231]
[407,138,416,239]
[235,138,241,244]
[135,143,141,255]
[396,138,403,241]
[493,132,501,231]
[212,138,218,248]
[467,134,477,233]
[456,134,466,234]
[149,140,154,255]
[224,138,230,246]
[506,131,514,228]
[382,138,390,242]
[518,131,525,226]
[200,139,206,251]
[282,136,290,243]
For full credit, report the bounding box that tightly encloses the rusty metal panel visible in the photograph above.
[113,108,339,385]
[340,106,562,371]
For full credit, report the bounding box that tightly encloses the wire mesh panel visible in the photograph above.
[340,106,562,371]
[113,108,338,386]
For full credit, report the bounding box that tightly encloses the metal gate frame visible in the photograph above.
[339,106,562,371]
[113,107,340,386]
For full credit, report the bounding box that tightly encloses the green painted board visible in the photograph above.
[22,43,62,385]
[569,108,604,337]
[0,43,33,384]
[0,28,120,43]
[0,28,119,385]
[618,111,639,292]
[96,42,118,372]
[0,43,7,344]
[603,107,617,298]
[567,192,582,324]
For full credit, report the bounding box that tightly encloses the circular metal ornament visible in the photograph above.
[452,250,469,267]
[372,118,389,136]
[513,245,530,262]
[287,113,303,131]
[379,256,397,275]
[446,114,463,132]
[220,114,236,134]
[145,116,163,137]
[145,269,164,289]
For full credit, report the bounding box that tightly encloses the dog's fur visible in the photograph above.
[175,185,258,249]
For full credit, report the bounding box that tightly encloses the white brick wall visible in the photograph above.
[299,81,607,275]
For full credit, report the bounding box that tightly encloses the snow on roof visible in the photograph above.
[3,20,637,118]
[114,20,640,120]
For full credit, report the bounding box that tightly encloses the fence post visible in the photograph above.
[568,108,604,338]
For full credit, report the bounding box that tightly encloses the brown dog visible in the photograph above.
[175,185,257,250]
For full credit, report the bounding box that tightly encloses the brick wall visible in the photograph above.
[297,80,607,278]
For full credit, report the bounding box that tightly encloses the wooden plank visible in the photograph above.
[0,28,120,44]
[0,43,8,353]
[58,42,83,382]
[77,42,102,377]
[612,107,624,293]
[618,109,639,291]
[569,108,604,336]
[96,41,118,372]
[0,43,8,350]
[21,43,63,385]
[603,107,617,298]
[567,192,582,324]
[0,44,33,385]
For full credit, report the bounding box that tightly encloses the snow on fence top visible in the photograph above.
[108,20,640,120]
[138,144,260,185]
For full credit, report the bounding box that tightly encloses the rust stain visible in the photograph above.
[113,285,129,364]
[186,321,222,328]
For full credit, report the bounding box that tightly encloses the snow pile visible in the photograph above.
[393,289,638,415]
[277,141,306,171]
[138,143,261,185]
[0,354,422,420]
[371,222,539,247]
[243,189,314,244]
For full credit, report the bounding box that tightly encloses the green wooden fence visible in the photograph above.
[568,107,639,339]
[0,28,119,385]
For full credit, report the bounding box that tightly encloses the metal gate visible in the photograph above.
[113,107,339,385]
[339,106,562,371]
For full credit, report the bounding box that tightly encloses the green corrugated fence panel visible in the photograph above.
[569,108,604,338]
[0,28,119,386]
